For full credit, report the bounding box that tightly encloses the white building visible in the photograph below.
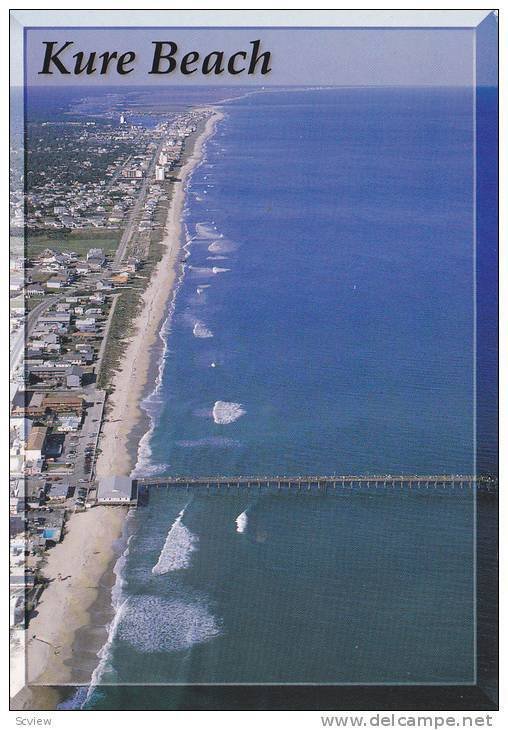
[97,476,136,504]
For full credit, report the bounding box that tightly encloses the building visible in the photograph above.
[47,482,70,501]
[155,165,165,181]
[86,248,105,263]
[39,312,71,327]
[41,392,84,415]
[55,415,82,432]
[66,366,83,389]
[25,426,48,461]
[10,417,33,441]
[96,476,136,504]
[11,391,45,417]
[26,284,45,297]
[75,317,96,332]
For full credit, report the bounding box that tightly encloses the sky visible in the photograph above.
[21,27,480,88]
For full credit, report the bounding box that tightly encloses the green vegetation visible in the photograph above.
[26,230,120,258]
[97,233,165,391]
[25,297,45,312]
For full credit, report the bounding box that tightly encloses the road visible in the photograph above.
[113,139,165,267]
[10,292,68,377]
[95,292,119,377]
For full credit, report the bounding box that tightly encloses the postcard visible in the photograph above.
[9,9,498,717]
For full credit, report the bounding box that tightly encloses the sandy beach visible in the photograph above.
[96,107,224,479]
[24,506,126,687]
[13,108,224,710]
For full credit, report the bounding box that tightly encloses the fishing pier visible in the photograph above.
[95,474,497,506]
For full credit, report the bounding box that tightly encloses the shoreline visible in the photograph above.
[17,107,224,710]
[95,106,224,480]
[19,506,127,702]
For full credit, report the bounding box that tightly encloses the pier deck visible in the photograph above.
[128,475,496,505]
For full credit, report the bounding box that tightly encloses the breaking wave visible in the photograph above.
[208,239,237,254]
[152,506,198,575]
[235,511,248,533]
[117,595,221,654]
[212,401,246,424]
[196,222,221,239]
[193,321,214,338]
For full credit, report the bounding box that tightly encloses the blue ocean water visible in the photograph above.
[74,88,480,706]
[140,87,475,478]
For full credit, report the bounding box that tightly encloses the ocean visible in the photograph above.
[79,88,480,706]
[24,86,494,707]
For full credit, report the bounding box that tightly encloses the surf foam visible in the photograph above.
[235,511,248,533]
[208,239,236,254]
[212,401,246,424]
[196,222,221,239]
[193,321,214,338]
[152,506,198,575]
[117,595,221,654]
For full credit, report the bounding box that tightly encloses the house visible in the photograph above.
[86,248,105,265]
[25,426,48,461]
[11,391,45,417]
[55,415,81,432]
[46,276,68,290]
[39,312,71,327]
[75,317,96,333]
[76,262,90,275]
[96,280,113,291]
[66,366,83,389]
[47,482,70,501]
[41,392,84,415]
[26,284,45,297]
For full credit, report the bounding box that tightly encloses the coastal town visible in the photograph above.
[9,104,213,643]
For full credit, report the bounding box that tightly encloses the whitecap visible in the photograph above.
[212,401,246,424]
[117,595,221,654]
[208,240,236,254]
[133,462,171,478]
[235,511,248,534]
[152,506,198,575]
[193,321,214,338]
[195,222,219,239]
